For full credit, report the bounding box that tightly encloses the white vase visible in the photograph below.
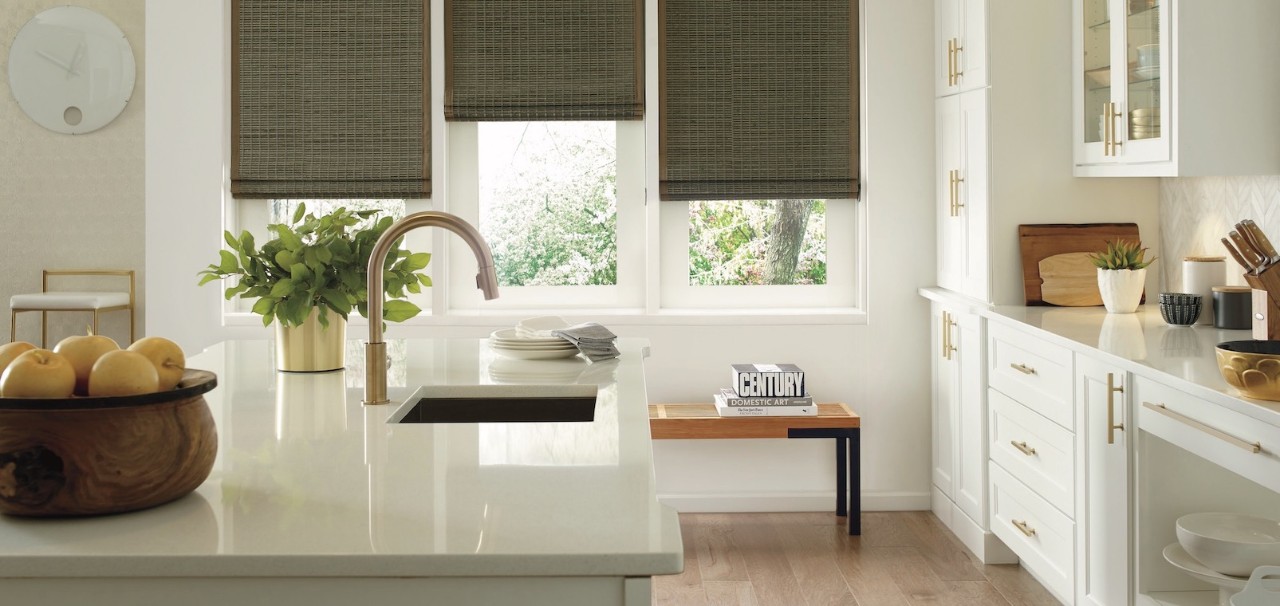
[1097,268,1147,314]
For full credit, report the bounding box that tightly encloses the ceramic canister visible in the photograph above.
[1212,286,1252,330]
[1182,257,1225,325]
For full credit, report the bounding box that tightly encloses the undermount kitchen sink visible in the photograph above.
[388,384,598,424]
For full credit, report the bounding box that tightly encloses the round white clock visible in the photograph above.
[7,6,137,134]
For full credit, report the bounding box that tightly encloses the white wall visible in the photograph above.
[0,0,144,347]
[146,0,936,511]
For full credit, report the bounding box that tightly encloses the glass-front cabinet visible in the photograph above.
[1077,0,1168,169]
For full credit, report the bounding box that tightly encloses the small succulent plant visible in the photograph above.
[1089,239,1155,270]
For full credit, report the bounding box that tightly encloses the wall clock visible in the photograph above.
[7,6,137,134]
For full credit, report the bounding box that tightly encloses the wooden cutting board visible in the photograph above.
[1039,252,1102,306]
[1020,223,1142,306]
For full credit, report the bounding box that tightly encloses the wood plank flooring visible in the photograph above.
[653,512,1062,606]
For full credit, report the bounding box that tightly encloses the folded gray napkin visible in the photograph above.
[552,322,620,362]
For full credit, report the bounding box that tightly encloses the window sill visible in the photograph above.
[221,307,867,328]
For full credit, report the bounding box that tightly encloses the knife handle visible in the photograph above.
[1223,236,1254,271]
[1231,231,1265,271]
[1244,220,1280,263]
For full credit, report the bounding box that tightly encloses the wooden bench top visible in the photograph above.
[648,403,859,440]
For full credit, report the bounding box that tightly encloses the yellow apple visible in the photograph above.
[88,350,159,397]
[0,341,37,377]
[127,336,186,391]
[0,349,75,398]
[54,333,121,396]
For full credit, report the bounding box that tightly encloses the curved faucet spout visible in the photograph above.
[364,211,499,405]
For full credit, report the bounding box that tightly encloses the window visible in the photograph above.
[689,200,827,286]
[447,120,645,311]
[477,122,618,287]
[224,0,862,319]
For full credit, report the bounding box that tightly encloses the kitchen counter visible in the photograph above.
[0,339,681,605]
[920,288,1280,427]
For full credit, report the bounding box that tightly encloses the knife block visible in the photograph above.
[1243,264,1280,339]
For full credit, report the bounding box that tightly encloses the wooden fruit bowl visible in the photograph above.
[0,369,217,516]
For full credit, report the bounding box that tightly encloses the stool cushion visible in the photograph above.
[10,292,131,310]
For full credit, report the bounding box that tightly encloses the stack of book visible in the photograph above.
[714,363,815,417]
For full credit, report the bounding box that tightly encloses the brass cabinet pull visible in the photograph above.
[1012,519,1037,537]
[1110,102,1123,154]
[952,171,964,215]
[941,311,950,360]
[952,38,964,84]
[1107,372,1125,445]
[1010,363,1036,375]
[947,170,955,216]
[1143,402,1263,454]
[1103,102,1113,156]
[947,38,956,86]
[941,311,957,360]
[1011,440,1037,456]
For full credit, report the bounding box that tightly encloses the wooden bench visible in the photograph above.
[648,402,861,535]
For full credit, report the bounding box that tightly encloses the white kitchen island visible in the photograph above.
[0,338,682,605]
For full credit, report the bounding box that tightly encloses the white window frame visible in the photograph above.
[220,0,867,324]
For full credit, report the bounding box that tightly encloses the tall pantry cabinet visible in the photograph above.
[927,0,1159,569]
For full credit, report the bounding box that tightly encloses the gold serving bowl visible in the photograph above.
[0,369,218,516]
[1216,341,1280,401]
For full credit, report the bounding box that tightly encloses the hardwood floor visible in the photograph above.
[653,512,1062,606]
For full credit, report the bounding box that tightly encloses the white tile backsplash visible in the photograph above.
[1159,176,1280,292]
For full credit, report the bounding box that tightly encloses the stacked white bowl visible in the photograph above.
[1175,512,1280,578]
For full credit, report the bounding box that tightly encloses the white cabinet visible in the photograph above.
[931,302,1011,563]
[935,0,987,96]
[1075,354,1133,606]
[1073,0,1280,176]
[932,2,1158,306]
[936,90,990,302]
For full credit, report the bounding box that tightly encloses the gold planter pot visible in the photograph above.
[276,308,346,372]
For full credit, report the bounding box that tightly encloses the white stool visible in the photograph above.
[9,270,135,347]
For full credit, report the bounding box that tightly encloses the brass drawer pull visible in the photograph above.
[1012,519,1036,537]
[1143,402,1262,454]
[1107,373,1125,445]
[1010,363,1036,375]
[1010,440,1037,456]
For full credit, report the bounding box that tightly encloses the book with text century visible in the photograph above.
[731,363,806,398]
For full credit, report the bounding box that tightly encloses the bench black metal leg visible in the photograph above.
[848,428,860,535]
[835,436,847,517]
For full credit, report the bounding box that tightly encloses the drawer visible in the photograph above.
[988,388,1075,518]
[989,464,1075,604]
[1134,375,1280,494]
[988,322,1073,430]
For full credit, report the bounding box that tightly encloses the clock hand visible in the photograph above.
[66,42,85,79]
[35,49,75,73]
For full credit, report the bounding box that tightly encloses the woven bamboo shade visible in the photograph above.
[232,0,429,198]
[659,0,859,201]
[445,0,643,121]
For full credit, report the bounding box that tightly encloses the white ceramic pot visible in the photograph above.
[1098,268,1147,314]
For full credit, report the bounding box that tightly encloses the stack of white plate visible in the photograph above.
[489,328,580,360]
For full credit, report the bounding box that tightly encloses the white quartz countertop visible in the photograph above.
[0,339,683,579]
[919,288,1280,427]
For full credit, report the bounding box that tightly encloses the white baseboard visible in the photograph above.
[932,486,1018,564]
[657,490,930,513]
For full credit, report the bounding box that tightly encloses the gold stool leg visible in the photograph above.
[10,310,15,343]
[40,311,47,348]
[92,310,99,339]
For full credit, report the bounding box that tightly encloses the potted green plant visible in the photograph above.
[1089,239,1155,314]
[198,203,430,371]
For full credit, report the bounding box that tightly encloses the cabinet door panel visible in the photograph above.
[1076,355,1131,606]
[958,89,989,302]
[932,304,957,499]
[936,96,964,293]
[935,0,961,96]
[954,310,986,523]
